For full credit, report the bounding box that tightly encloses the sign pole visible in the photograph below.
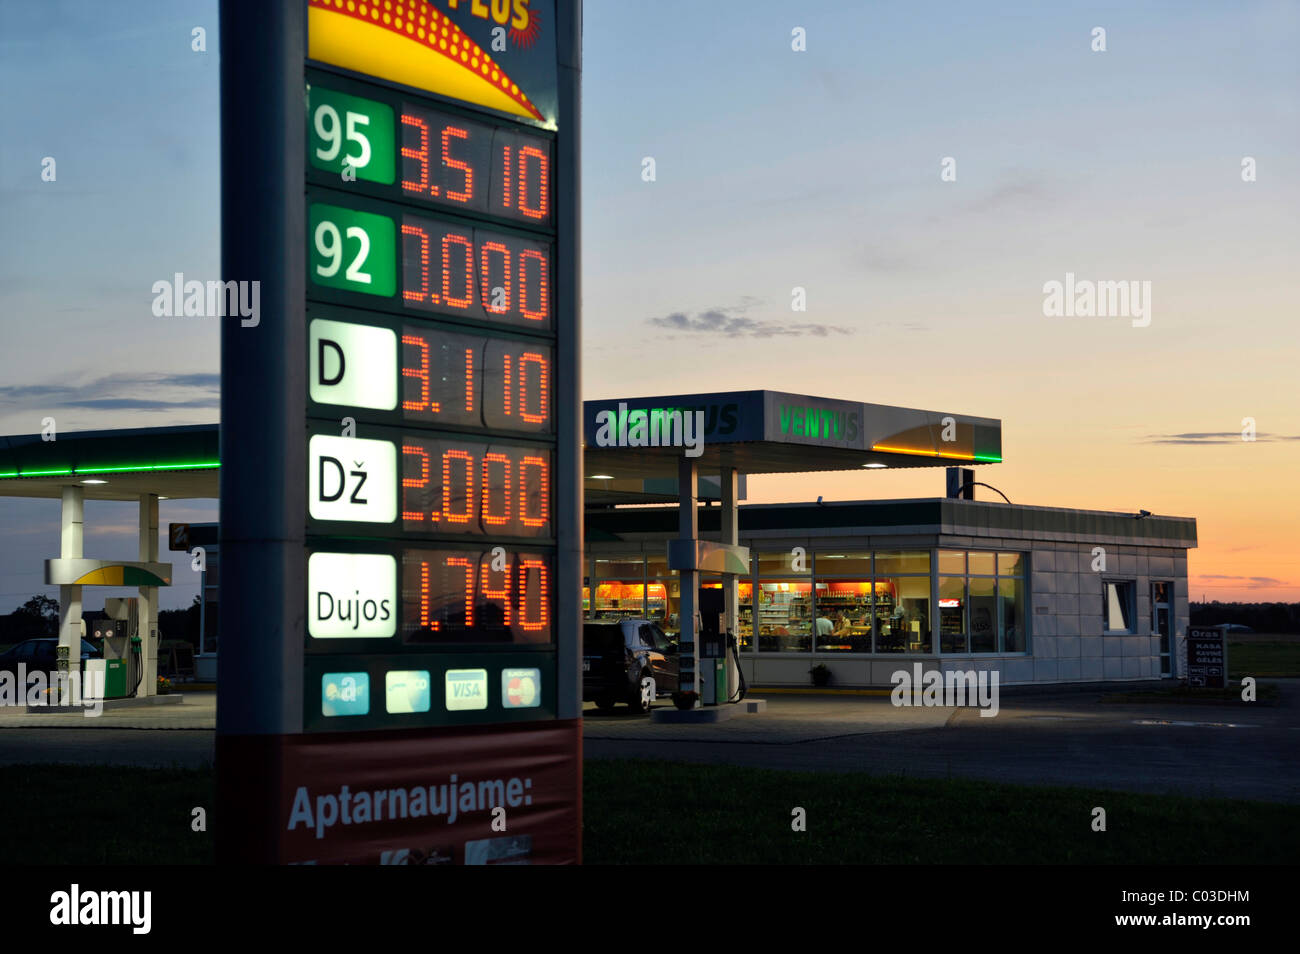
[217,0,307,863]
[555,0,582,727]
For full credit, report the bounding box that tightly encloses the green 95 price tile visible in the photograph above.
[309,203,396,297]
[307,86,395,184]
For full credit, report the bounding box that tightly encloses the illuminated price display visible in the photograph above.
[307,78,554,230]
[401,325,551,434]
[402,547,553,645]
[401,212,551,330]
[306,199,553,333]
[401,101,552,228]
[402,435,550,539]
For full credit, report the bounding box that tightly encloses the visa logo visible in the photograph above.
[444,669,489,711]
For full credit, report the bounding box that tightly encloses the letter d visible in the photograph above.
[318,456,345,501]
[319,340,346,386]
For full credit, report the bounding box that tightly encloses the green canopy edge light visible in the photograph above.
[0,460,221,479]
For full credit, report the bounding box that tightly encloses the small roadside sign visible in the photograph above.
[1187,627,1228,689]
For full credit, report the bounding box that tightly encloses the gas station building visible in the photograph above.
[0,389,1197,698]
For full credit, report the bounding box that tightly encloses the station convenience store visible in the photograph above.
[582,390,1197,688]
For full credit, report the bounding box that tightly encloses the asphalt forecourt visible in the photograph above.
[583,684,1300,804]
[1,685,1292,802]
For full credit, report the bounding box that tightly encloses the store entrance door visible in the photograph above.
[1152,581,1172,676]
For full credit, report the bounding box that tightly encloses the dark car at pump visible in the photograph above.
[582,619,678,713]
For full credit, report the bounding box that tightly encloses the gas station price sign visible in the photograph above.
[300,0,564,739]
[219,0,578,865]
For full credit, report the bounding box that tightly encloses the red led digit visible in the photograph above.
[442,125,472,203]
[518,352,548,424]
[517,145,549,221]
[401,334,435,412]
[402,443,431,522]
[520,455,549,528]
[464,348,475,413]
[502,352,512,416]
[401,114,433,195]
[518,248,548,322]
[441,232,474,309]
[446,555,474,627]
[518,558,549,631]
[442,449,474,525]
[501,145,512,209]
[401,224,434,304]
[481,561,511,626]
[419,560,434,630]
[480,241,511,314]
[482,452,512,527]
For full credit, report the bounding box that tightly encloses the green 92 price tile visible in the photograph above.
[307,86,395,184]
[309,203,396,297]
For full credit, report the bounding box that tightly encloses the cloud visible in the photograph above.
[1141,432,1300,444]
[920,170,1052,228]
[852,241,917,275]
[961,176,1048,215]
[646,300,852,338]
[0,372,219,413]
[1195,574,1288,588]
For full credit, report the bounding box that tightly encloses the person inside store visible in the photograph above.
[815,613,835,638]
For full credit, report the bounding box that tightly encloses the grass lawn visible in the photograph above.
[2,760,1295,864]
[583,760,1296,864]
[1,764,214,865]
[1229,639,1300,678]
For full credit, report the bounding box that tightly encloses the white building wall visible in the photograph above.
[1023,542,1185,685]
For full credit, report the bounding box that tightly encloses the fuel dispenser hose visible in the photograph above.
[130,642,143,698]
[726,631,747,703]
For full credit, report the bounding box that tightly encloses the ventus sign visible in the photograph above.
[218,0,580,866]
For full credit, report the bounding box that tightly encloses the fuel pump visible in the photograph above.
[697,588,728,706]
[101,598,141,699]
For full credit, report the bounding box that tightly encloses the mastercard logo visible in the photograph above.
[308,0,544,121]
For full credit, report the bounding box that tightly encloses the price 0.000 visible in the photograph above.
[401,214,551,330]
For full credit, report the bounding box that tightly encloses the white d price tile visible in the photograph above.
[309,319,398,410]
